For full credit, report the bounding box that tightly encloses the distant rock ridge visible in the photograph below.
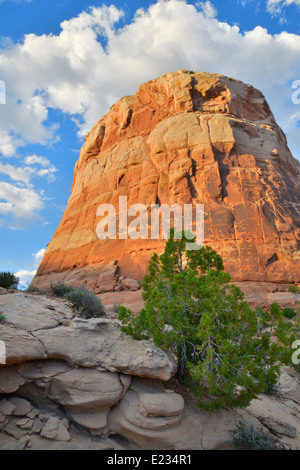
[31,70,300,291]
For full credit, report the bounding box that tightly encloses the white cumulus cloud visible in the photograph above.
[23,155,58,182]
[196,1,217,18]
[33,248,45,267]
[0,0,299,164]
[14,269,37,286]
[0,152,58,226]
[0,181,44,228]
[14,248,45,288]
[267,0,300,15]
[24,155,50,167]
[0,162,32,184]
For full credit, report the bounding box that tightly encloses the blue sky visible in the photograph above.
[0,0,299,285]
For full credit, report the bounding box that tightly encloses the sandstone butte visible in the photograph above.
[31,70,300,293]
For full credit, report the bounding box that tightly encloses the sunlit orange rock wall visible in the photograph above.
[32,70,300,291]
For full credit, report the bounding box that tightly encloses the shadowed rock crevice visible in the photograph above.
[266,253,279,268]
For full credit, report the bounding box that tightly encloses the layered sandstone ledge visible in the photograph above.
[31,70,300,291]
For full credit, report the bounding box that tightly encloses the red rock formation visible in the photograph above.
[31,70,300,291]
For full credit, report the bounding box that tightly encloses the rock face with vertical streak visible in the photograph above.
[31,70,300,291]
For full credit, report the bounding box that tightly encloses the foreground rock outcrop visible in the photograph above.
[0,292,176,379]
[31,70,300,291]
[0,291,299,450]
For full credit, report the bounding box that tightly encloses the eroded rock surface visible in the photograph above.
[0,293,176,379]
[0,291,299,450]
[31,70,300,291]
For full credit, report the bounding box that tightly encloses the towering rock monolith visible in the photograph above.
[31,70,300,291]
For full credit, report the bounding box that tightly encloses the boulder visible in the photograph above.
[49,368,125,434]
[0,367,26,393]
[49,369,124,410]
[117,278,141,292]
[0,324,47,365]
[0,293,177,381]
[40,417,71,442]
[0,293,73,332]
[2,417,30,439]
[33,318,177,380]
[259,416,296,438]
[108,377,185,449]
[16,418,33,430]
[246,391,300,450]
[8,397,32,416]
[0,400,16,416]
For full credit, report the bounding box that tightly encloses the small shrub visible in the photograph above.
[50,282,105,318]
[288,284,299,294]
[26,285,41,294]
[233,422,282,450]
[50,281,73,297]
[0,314,6,322]
[266,381,280,395]
[282,307,297,320]
[65,287,105,318]
[0,271,19,289]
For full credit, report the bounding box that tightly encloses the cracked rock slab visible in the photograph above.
[49,368,125,435]
[0,293,73,332]
[0,368,26,393]
[40,417,71,442]
[259,416,297,438]
[34,322,177,380]
[8,397,33,416]
[0,399,16,416]
[109,377,185,448]
[49,368,123,410]
[0,324,47,365]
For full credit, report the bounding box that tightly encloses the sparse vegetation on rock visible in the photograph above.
[65,287,105,318]
[282,307,297,320]
[119,231,296,410]
[50,281,105,318]
[26,285,42,294]
[233,421,282,450]
[288,284,299,294]
[50,281,73,298]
